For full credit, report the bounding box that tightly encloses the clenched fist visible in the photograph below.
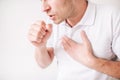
[28,21,52,47]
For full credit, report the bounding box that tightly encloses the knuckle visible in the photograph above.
[33,36,39,42]
[35,20,46,26]
[28,31,42,42]
[38,26,43,31]
[31,24,37,28]
[36,32,41,37]
[28,35,35,41]
[33,24,40,30]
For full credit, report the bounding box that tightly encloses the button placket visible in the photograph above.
[64,26,73,38]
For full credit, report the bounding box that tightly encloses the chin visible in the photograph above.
[53,19,64,24]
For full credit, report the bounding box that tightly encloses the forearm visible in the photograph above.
[91,58,120,78]
[35,45,54,68]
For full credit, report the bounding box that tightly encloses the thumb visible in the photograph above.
[46,24,53,33]
[80,30,90,45]
[42,24,53,41]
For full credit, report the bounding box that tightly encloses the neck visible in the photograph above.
[66,1,88,27]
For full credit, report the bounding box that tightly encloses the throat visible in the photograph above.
[66,1,88,28]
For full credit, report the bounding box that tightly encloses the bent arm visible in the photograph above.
[35,46,54,68]
[91,57,120,78]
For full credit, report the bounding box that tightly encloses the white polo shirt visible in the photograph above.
[47,1,120,80]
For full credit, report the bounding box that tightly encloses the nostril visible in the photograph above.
[42,5,50,12]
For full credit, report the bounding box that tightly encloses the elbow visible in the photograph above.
[38,62,50,69]
[37,61,52,69]
[39,65,48,69]
[110,74,120,79]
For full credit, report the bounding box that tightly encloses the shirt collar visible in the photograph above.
[60,1,96,27]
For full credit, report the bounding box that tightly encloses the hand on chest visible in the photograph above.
[56,27,115,60]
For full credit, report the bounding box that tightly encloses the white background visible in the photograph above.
[0,0,119,80]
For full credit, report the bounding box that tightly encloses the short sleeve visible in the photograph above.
[112,9,120,60]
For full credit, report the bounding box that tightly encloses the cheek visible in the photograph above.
[49,0,71,19]
[50,0,62,9]
[50,0,67,12]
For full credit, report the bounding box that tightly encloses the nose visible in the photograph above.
[41,1,50,12]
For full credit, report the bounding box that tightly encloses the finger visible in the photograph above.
[31,23,46,32]
[28,34,38,41]
[35,20,45,26]
[63,36,77,47]
[62,36,71,46]
[30,24,40,32]
[28,29,42,39]
[61,37,71,52]
[28,29,38,37]
[34,20,46,30]
[30,25,47,38]
[46,24,52,33]
[39,24,52,38]
[42,24,53,41]
[28,29,43,42]
[80,30,90,45]
[38,27,47,37]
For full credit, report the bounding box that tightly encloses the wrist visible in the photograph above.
[87,55,98,68]
[35,44,48,55]
[88,56,107,70]
[37,42,47,48]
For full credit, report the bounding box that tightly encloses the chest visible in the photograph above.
[54,25,115,60]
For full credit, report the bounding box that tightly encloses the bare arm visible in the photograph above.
[28,21,54,68]
[61,31,120,78]
[91,58,120,78]
[35,46,54,68]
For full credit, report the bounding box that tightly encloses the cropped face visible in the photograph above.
[41,0,75,24]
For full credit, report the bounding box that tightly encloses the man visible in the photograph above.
[28,0,120,80]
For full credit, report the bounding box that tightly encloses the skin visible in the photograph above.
[28,0,120,78]
[41,0,87,26]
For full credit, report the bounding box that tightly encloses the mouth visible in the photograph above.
[48,15,55,20]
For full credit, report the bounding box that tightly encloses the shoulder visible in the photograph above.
[91,2,120,36]
[94,2,120,27]
[93,2,120,17]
